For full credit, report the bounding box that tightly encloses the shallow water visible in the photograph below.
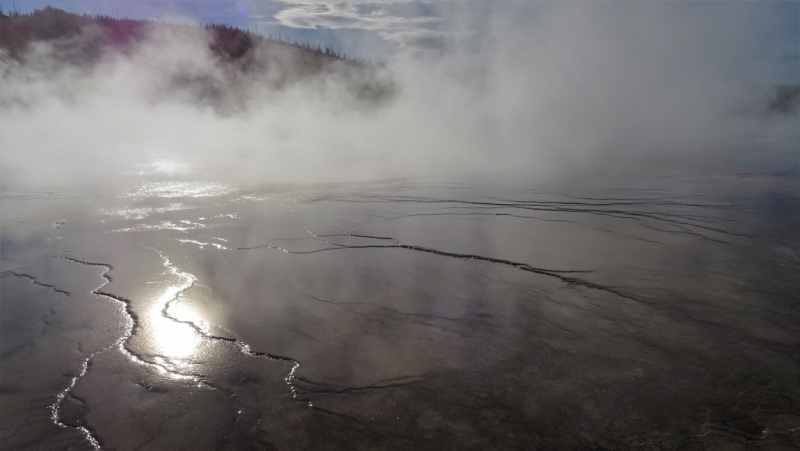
[1,168,799,450]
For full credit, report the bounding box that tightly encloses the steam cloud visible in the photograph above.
[0,1,796,187]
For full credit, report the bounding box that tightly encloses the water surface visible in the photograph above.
[1,168,799,450]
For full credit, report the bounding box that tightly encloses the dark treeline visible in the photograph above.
[0,6,361,64]
[0,6,395,110]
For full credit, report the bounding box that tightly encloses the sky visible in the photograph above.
[1,0,798,82]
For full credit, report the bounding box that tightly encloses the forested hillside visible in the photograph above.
[0,6,395,109]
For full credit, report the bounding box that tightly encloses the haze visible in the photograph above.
[1,1,796,187]
[1,2,799,451]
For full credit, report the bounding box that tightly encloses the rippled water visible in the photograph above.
[1,166,799,450]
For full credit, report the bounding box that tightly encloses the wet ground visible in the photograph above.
[1,165,799,450]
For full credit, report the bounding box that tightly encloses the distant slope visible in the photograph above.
[769,85,799,114]
[0,7,395,109]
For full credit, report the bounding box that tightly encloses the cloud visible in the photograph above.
[274,2,435,30]
[272,0,445,51]
[379,28,454,51]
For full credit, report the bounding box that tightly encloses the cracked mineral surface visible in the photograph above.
[1,171,799,450]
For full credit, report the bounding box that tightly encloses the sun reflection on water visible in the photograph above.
[127,181,233,199]
[148,252,204,363]
[150,301,201,361]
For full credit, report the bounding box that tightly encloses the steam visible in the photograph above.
[0,2,796,188]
